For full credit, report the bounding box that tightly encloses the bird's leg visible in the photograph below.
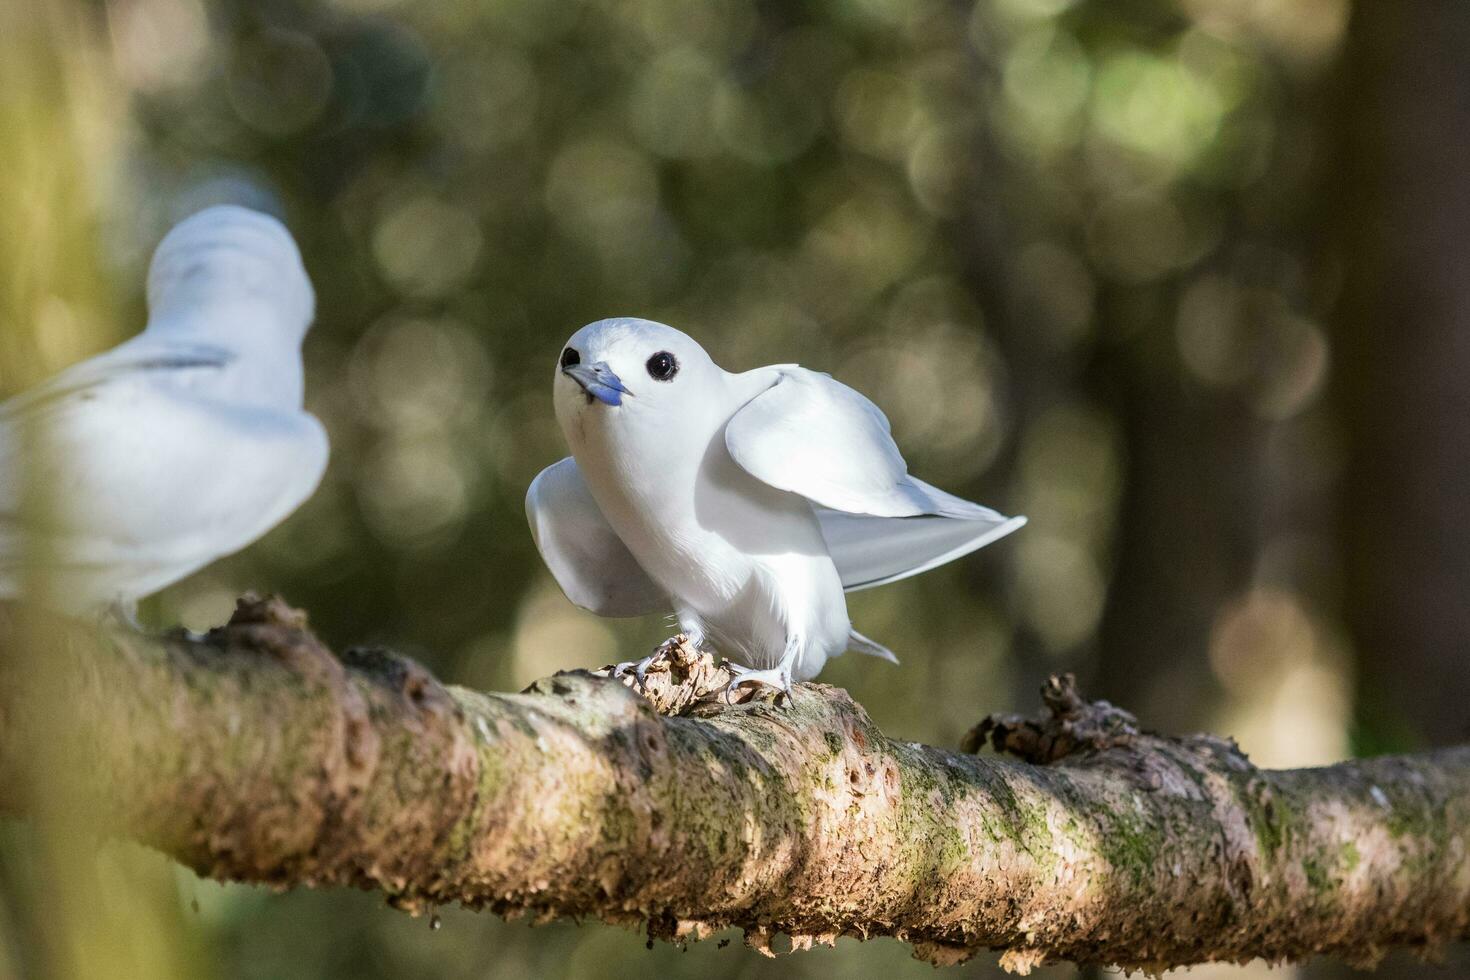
[610,635,684,690]
[102,599,146,633]
[721,634,803,706]
[101,599,205,643]
[722,661,794,706]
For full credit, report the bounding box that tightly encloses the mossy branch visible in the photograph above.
[1,596,1468,973]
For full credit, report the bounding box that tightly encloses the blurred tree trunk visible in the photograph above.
[1088,335,1267,730]
[1311,7,1470,975]
[1334,0,1470,751]
[947,28,1278,735]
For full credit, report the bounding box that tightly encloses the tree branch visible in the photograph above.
[1,597,1467,973]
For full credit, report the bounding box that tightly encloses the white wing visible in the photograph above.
[525,457,668,618]
[0,335,231,425]
[0,334,237,520]
[818,506,1026,592]
[0,367,328,606]
[726,367,991,518]
[725,366,1024,588]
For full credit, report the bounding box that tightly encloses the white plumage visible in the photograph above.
[0,205,329,615]
[527,317,1024,693]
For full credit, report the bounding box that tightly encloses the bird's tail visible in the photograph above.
[847,628,898,664]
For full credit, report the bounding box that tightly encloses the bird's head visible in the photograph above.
[145,205,315,344]
[552,318,719,436]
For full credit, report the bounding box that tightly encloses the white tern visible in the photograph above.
[527,317,1024,697]
[0,205,329,617]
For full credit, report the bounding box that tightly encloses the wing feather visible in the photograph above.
[820,509,1026,592]
[0,337,231,423]
[725,368,928,516]
[724,366,1024,586]
[0,370,328,605]
[525,457,668,618]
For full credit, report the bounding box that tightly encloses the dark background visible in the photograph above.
[1,0,1467,977]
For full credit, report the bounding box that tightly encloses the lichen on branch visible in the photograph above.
[0,595,1468,973]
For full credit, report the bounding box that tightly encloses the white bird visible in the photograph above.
[0,205,329,618]
[526,317,1024,697]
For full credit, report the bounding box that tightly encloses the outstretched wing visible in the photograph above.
[818,506,1026,592]
[525,457,668,617]
[725,367,991,518]
[725,366,1024,588]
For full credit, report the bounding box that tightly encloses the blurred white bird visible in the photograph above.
[0,205,329,618]
[527,317,1024,697]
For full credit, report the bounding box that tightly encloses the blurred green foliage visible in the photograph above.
[5,0,1457,977]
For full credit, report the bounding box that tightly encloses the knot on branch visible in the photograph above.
[342,646,461,723]
[222,592,310,630]
[200,592,331,681]
[963,674,1140,763]
[595,636,739,716]
[196,594,387,867]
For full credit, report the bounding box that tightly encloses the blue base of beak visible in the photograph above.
[564,362,630,406]
[585,382,624,407]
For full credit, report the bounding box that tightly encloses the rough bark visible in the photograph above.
[1,597,1468,973]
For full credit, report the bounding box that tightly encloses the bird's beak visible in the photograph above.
[562,361,630,407]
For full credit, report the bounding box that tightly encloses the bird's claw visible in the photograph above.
[610,655,654,690]
[722,663,794,706]
[609,639,680,690]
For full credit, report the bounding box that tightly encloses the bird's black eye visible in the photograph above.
[646,350,678,382]
[560,347,580,369]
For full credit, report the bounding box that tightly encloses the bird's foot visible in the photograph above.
[723,662,794,706]
[102,600,146,634]
[609,636,683,690]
